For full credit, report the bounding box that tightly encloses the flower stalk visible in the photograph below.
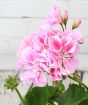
[68,75,88,90]
[4,75,26,105]
[15,88,26,105]
[60,23,64,31]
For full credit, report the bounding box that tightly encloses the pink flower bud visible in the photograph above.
[72,19,81,29]
[74,19,81,26]
[62,10,68,20]
[62,10,68,26]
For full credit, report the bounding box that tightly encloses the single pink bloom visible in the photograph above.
[61,35,78,56]
[46,5,62,25]
[19,32,36,50]
[49,36,61,52]
[65,41,77,54]
[61,35,72,47]
[34,72,47,87]
[36,49,49,73]
[68,46,79,57]
[50,68,62,81]
[64,30,84,44]
[20,70,37,83]
[33,24,59,51]
[20,70,47,87]
[16,47,38,70]
[63,58,78,74]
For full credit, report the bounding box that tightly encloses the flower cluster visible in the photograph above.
[16,5,84,87]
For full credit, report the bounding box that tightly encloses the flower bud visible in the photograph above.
[73,71,81,80]
[4,75,19,91]
[72,19,81,29]
[62,10,68,26]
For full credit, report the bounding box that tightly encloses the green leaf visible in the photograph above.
[78,98,88,105]
[24,86,62,105]
[24,86,49,105]
[54,84,88,105]
[48,86,57,98]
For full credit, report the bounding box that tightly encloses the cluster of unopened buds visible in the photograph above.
[16,5,84,87]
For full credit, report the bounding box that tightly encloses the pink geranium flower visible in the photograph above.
[20,70,47,87]
[46,5,62,25]
[50,68,62,81]
[16,5,84,87]
[61,35,77,56]
[16,47,38,70]
[64,30,84,44]
[19,32,36,50]
[63,58,79,74]
[33,24,58,51]
[49,36,61,52]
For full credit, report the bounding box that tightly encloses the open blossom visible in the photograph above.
[16,5,84,87]
[46,5,62,25]
[32,24,59,52]
[20,70,47,87]
[63,30,84,44]
[61,58,78,74]
[19,32,36,50]
[50,68,62,81]
[61,35,78,56]
[49,35,62,52]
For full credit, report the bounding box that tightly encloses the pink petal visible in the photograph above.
[49,36,61,51]
[61,36,72,47]
[20,47,37,63]
[20,70,37,83]
[50,68,62,81]
[65,30,84,44]
[46,5,61,25]
[19,33,36,50]
[34,72,47,87]
[65,59,79,74]
[65,42,77,54]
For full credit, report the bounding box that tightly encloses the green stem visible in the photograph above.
[29,83,33,90]
[68,75,88,90]
[65,24,66,29]
[60,23,64,32]
[15,88,26,105]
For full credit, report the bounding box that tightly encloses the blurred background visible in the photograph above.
[0,0,88,105]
